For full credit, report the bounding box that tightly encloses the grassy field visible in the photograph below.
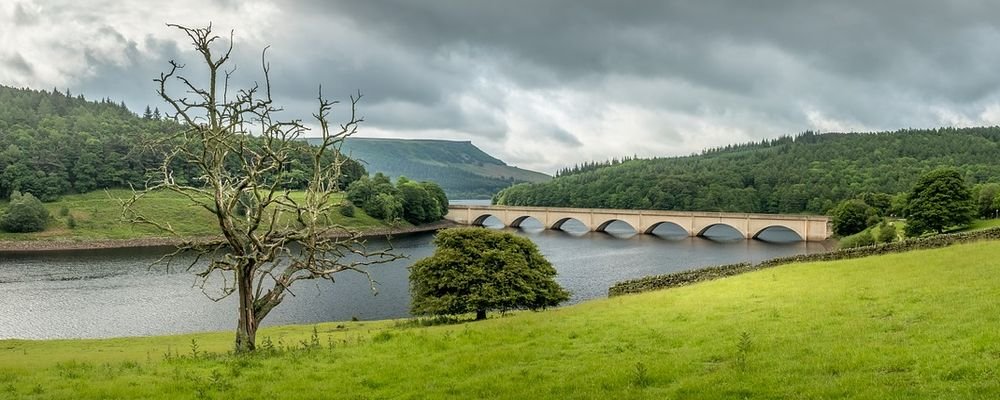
[2,240,999,398]
[0,190,394,241]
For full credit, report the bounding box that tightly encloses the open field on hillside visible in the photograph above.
[0,190,394,242]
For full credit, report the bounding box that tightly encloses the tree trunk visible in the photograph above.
[475,309,486,321]
[235,269,257,353]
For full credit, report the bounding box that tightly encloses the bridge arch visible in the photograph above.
[510,215,544,229]
[751,224,805,242]
[595,219,638,233]
[471,214,502,227]
[551,217,588,231]
[696,223,746,239]
[643,221,689,235]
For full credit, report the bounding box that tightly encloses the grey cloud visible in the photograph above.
[541,123,582,148]
[3,52,34,76]
[13,2,38,26]
[13,0,1000,172]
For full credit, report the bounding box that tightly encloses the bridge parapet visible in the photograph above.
[445,205,831,242]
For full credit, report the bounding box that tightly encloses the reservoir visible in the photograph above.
[0,219,830,339]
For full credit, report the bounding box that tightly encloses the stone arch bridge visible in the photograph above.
[445,205,831,241]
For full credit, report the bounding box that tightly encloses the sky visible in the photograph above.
[4,1,1000,173]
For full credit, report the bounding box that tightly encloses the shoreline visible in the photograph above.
[0,220,457,253]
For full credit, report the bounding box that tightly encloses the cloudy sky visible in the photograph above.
[4,1,1000,173]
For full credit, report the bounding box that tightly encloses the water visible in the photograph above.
[0,218,830,339]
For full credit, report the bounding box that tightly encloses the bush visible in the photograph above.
[876,222,897,243]
[1,191,49,233]
[831,199,877,236]
[338,201,355,217]
[410,228,570,320]
[840,230,875,249]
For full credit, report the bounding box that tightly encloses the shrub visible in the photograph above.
[338,201,355,217]
[0,191,49,233]
[831,199,877,236]
[876,222,897,243]
[841,230,875,248]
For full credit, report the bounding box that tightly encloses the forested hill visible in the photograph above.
[0,85,364,201]
[316,138,550,199]
[494,128,1000,214]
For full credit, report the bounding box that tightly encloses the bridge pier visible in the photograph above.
[446,205,831,242]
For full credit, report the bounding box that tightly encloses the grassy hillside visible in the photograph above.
[320,137,550,199]
[0,190,393,242]
[496,127,1000,214]
[3,240,999,398]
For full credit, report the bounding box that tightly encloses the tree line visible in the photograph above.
[495,128,1000,215]
[0,85,366,202]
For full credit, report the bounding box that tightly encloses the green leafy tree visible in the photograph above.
[421,181,449,216]
[410,228,570,320]
[904,168,975,237]
[365,192,403,221]
[1,191,49,233]
[972,183,1000,219]
[831,199,877,236]
[875,221,897,243]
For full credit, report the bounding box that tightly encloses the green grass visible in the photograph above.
[966,218,1000,231]
[3,241,1000,398]
[0,189,394,241]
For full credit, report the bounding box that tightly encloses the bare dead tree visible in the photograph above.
[121,24,400,353]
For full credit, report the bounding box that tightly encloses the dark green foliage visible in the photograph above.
[841,230,875,249]
[609,226,1000,297]
[398,180,444,224]
[905,168,975,237]
[831,199,878,236]
[366,193,404,221]
[876,222,897,244]
[347,173,448,224]
[338,201,355,217]
[410,228,570,320]
[0,191,49,233]
[972,183,1000,219]
[0,86,365,200]
[859,192,893,216]
[324,138,550,199]
[496,128,1000,214]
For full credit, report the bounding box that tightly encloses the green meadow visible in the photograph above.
[0,189,393,242]
[2,240,999,399]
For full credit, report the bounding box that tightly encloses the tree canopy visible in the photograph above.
[0,191,49,233]
[0,85,365,202]
[831,199,877,236]
[496,128,1000,214]
[346,174,448,224]
[904,168,975,237]
[410,228,570,320]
